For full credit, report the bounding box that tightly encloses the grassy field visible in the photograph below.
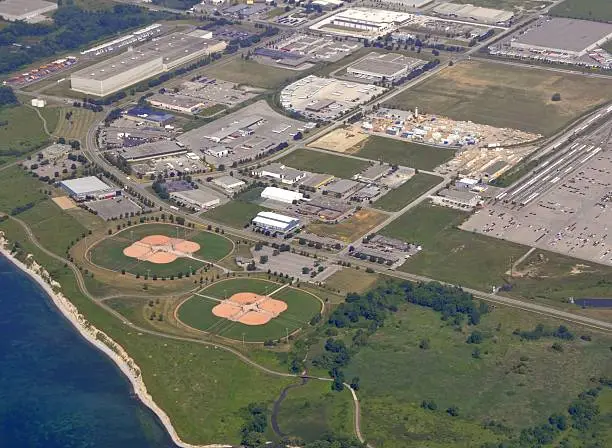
[385,60,612,135]
[203,200,267,228]
[203,59,299,90]
[353,136,455,171]
[54,107,99,140]
[374,173,443,212]
[0,166,47,211]
[308,209,387,243]
[381,203,528,291]
[324,268,380,295]
[89,224,233,277]
[346,303,612,447]
[550,0,612,21]
[278,149,369,179]
[0,106,51,165]
[275,380,355,442]
[177,278,322,341]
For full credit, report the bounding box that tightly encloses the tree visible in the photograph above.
[419,338,430,350]
[259,255,268,264]
[350,376,360,390]
[551,92,562,102]
[446,406,459,417]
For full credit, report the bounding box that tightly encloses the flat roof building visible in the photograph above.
[170,189,221,209]
[509,18,612,57]
[432,188,481,210]
[310,8,413,38]
[261,186,304,204]
[348,53,424,82]
[433,2,513,25]
[71,33,226,97]
[60,176,117,201]
[148,94,208,114]
[253,163,306,184]
[118,140,187,162]
[252,211,300,234]
[213,175,245,191]
[357,163,391,182]
[324,179,362,198]
[0,0,57,22]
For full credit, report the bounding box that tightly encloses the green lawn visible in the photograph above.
[0,106,51,165]
[203,200,267,228]
[203,59,299,90]
[278,149,369,179]
[385,60,612,136]
[275,380,355,442]
[89,224,233,277]
[355,136,455,171]
[381,203,528,291]
[0,166,47,211]
[177,278,322,341]
[550,0,612,21]
[346,303,612,447]
[374,173,443,212]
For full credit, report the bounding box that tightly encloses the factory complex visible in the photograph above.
[347,52,425,82]
[70,32,227,97]
[80,24,164,57]
[432,2,514,25]
[252,211,301,234]
[0,0,57,22]
[310,8,413,38]
[60,177,118,202]
[281,76,385,121]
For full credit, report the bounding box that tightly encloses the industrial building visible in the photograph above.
[148,94,208,114]
[117,140,187,162]
[347,53,425,82]
[432,188,481,210]
[169,189,221,210]
[0,0,57,22]
[70,33,226,97]
[60,177,117,202]
[80,24,163,57]
[509,18,612,57]
[324,179,362,198]
[357,163,391,182]
[433,2,513,25]
[213,175,245,191]
[252,211,300,234]
[261,187,304,204]
[310,8,413,38]
[252,163,306,184]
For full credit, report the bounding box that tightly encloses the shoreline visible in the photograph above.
[0,236,230,448]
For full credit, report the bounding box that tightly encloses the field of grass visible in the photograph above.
[354,136,455,171]
[203,200,266,228]
[0,166,46,211]
[0,106,51,165]
[89,224,233,277]
[54,107,99,140]
[278,149,369,179]
[308,209,387,243]
[374,173,443,212]
[346,303,612,447]
[203,59,298,90]
[275,380,355,442]
[381,203,528,291]
[324,268,380,295]
[385,60,612,135]
[550,0,612,21]
[177,278,322,341]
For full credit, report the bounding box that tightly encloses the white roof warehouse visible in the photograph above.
[60,176,117,201]
[252,211,300,233]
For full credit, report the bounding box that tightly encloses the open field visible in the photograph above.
[203,59,298,90]
[54,107,99,140]
[550,0,612,21]
[346,302,612,447]
[203,200,266,228]
[176,278,322,341]
[0,106,52,164]
[353,136,455,171]
[278,149,369,179]
[385,60,612,135]
[89,224,233,277]
[374,172,443,212]
[308,209,387,243]
[324,268,380,294]
[307,127,368,153]
[0,166,47,211]
[274,380,355,442]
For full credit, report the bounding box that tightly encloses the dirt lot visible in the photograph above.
[308,126,368,153]
[307,208,387,243]
[385,60,612,135]
[52,196,76,210]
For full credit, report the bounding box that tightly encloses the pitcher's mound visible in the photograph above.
[123,235,200,264]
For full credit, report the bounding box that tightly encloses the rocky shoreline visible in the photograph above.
[0,233,231,448]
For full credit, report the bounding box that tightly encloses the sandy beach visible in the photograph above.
[0,234,230,448]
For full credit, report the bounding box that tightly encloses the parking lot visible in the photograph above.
[462,121,612,265]
[85,197,143,220]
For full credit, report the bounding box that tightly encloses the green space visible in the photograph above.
[354,136,455,171]
[308,209,387,243]
[54,107,99,140]
[278,149,369,179]
[324,268,380,295]
[385,60,612,135]
[89,224,233,277]
[275,380,355,442]
[203,59,298,90]
[346,303,612,447]
[177,278,322,341]
[550,0,612,22]
[380,203,527,291]
[374,173,443,212]
[0,106,52,165]
[203,199,267,228]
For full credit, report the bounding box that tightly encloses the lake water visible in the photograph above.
[0,255,176,448]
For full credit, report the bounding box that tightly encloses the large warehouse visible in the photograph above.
[310,8,413,38]
[60,177,117,201]
[348,52,424,82]
[70,33,226,97]
[0,0,57,22]
[509,18,612,57]
[261,187,304,204]
[252,211,300,234]
[433,2,514,25]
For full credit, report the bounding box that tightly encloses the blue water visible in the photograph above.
[0,255,177,448]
